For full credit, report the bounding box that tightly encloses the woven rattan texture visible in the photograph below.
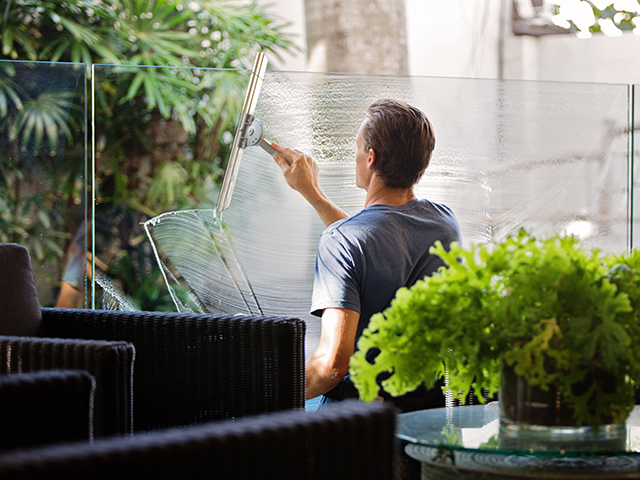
[0,370,94,450]
[41,308,306,432]
[0,336,133,437]
[0,400,395,480]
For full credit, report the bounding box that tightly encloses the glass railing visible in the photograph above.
[4,60,636,348]
[0,60,86,308]
[633,84,639,249]
[89,66,634,358]
[90,64,250,311]
[211,73,633,352]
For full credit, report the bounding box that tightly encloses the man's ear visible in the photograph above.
[367,148,376,169]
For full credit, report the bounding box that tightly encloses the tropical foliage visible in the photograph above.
[0,0,297,308]
[548,0,640,36]
[0,60,84,298]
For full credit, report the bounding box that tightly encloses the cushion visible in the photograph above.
[0,244,42,336]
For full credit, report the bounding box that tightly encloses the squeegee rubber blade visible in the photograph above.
[216,52,268,212]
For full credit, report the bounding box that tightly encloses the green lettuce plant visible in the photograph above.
[350,230,640,429]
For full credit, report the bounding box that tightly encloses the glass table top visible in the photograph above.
[398,404,640,458]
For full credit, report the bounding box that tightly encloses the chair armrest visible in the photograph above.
[42,308,305,432]
[0,370,94,450]
[0,401,397,480]
[0,336,134,437]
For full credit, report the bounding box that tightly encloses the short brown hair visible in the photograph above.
[362,99,435,189]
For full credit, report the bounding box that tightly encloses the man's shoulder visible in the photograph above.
[411,198,455,214]
[320,214,365,245]
[323,208,371,232]
[323,199,458,234]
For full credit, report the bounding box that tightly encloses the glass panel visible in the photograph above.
[222,73,631,354]
[94,67,631,360]
[0,60,86,308]
[633,84,638,249]
[91,65,250,311]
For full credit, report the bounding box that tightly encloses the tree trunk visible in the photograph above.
[304,0,408,75]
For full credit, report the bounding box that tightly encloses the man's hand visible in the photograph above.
[272,143,321,200]
[272,142,348,227]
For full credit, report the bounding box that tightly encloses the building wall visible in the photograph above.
[254,0,640,85]
[405,0,504,79]
[304,0,408,74]
[505,33,640,84]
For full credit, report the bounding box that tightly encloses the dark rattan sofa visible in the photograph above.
[0,400,397,480]
[0,370,94,450]
[41,308,306,432]
[0,243,397,479]
[0,242,305,440]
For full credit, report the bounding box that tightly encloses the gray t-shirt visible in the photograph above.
[310,198,462,411]
[311,198,461,338]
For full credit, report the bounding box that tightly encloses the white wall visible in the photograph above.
[505,33,640,84]
[254,0,640,85]
[405,0,504,79]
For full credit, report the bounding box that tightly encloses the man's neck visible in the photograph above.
[364,175,415,208]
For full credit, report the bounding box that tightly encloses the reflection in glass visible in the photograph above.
[91,65,249,311]
[0,60,86,307]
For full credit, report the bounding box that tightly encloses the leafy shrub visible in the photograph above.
[350,230,640,428]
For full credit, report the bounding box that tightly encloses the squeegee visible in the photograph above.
[216,52,290,212]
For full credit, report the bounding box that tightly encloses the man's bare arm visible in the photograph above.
[272,143,348,227]
[305,308,359,400]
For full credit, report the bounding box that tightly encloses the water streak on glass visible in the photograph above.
[143,210,261,315]
[95,270,139,311]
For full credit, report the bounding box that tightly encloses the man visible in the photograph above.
[272,99,461,412]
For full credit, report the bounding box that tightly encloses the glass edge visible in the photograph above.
[91,63,250,72]
[630,84,636,251]
[0,59,85,67]
[401,436,636,458]
[90,63,96,309]
[82,62,89,309]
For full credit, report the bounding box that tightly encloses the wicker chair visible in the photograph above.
[0,370,94,451]
[41,308,306,432]
[0,400,396,480]
[0,242,306,438]
[0,336,134,437]
[0,243,136,437]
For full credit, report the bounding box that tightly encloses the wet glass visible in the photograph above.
[92,67,633,359]
[222,73,632,355]
[0,60,87,308]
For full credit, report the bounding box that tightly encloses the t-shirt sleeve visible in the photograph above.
[310,229,362,317]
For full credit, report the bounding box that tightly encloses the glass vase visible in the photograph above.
[498,361,627,452]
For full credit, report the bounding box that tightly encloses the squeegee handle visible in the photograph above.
[258,137,276,156]
[259,137,292,166]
